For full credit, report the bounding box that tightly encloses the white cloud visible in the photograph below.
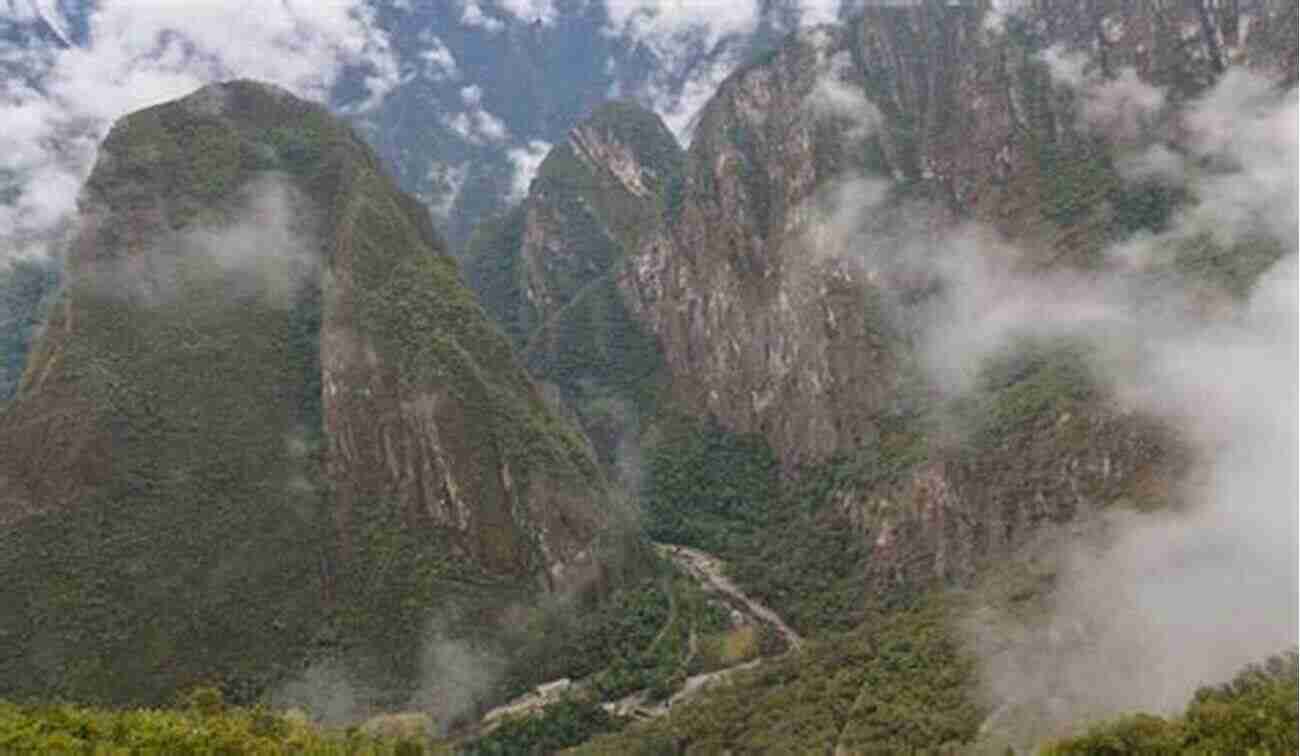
[641,50,739,144]
[5,0,74,45]
[1117,143,1186,186]
[507,139,551,202]
[427,161,469,220]
[498,0,559,25]
[796,0,841,26]
[1039,45,1089,88]
[476,109,510,142]
[604,0,857,147]
[460,84,483,107]
[1041,47,1165,141]
[461,1,506,32]
[604,0,761,51]
[2,0,38,22]
[798,80,1297,737]
[1113,69,1298,252]
[0,0,398,262]
[983,0,1028,35]
[442,88,511,145]
[1185,78,1298,249]
[801,70,1299,737]
[807,51,881,141]
[418,33,459,81]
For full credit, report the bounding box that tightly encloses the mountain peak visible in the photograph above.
[0,80,613,706]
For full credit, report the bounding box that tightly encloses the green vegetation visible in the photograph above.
[1046,652,1299,755]
[0,80,609,710]
[546,100,684,249]
[523,273,668,469]
[464,207,532,346]
[1109,178,1184,236]
[0,232,332,703]
[964,339,1100,443]
[348,173,598,490]
[574,594,983,754]
[582,100,684,208]
[1165,231,1289,299]
[465,698,628,755]
[636,398,932,636]
[460,101,683,491]
[499,577,673,700]
[500,562,747,707]
[0,689,438,755]
[640,416,781,555]
[1036,138,1120,232]
[734,395,929,632]
[462,187,655,476]
[721,114,772,240]
[324,500,518,708]
[580,575,724,703]
[464,100,681,359]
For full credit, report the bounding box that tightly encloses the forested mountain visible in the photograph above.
[0,80,621,710]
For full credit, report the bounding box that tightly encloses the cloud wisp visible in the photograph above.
[506,139,552,203]
[0,0,398,264]
[443,84,512,145]
[801,66,1298,740]
[603,0,859,145]
[1040,46,1166,142]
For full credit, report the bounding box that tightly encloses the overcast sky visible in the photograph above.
[1,0,863,261]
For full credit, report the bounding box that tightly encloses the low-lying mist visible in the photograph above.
[78,174,321,309]
[273,620,504,735]
[803,64,1298,741]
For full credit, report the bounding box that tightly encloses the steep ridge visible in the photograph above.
[617,0,1294,588]
[466,100,681,348]
[528,4,1297,749]
[464,101,684,468]
[0,80,615,706]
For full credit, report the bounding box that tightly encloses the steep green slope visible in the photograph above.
[464,100,681,350]
[463,101,684,472]
[0,80,614,708]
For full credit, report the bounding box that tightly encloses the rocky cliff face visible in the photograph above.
[621,24,909,467]
[0,81,612,705]
[616,0,1294,584]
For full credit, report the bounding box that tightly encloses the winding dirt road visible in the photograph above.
[653,542,804,652]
